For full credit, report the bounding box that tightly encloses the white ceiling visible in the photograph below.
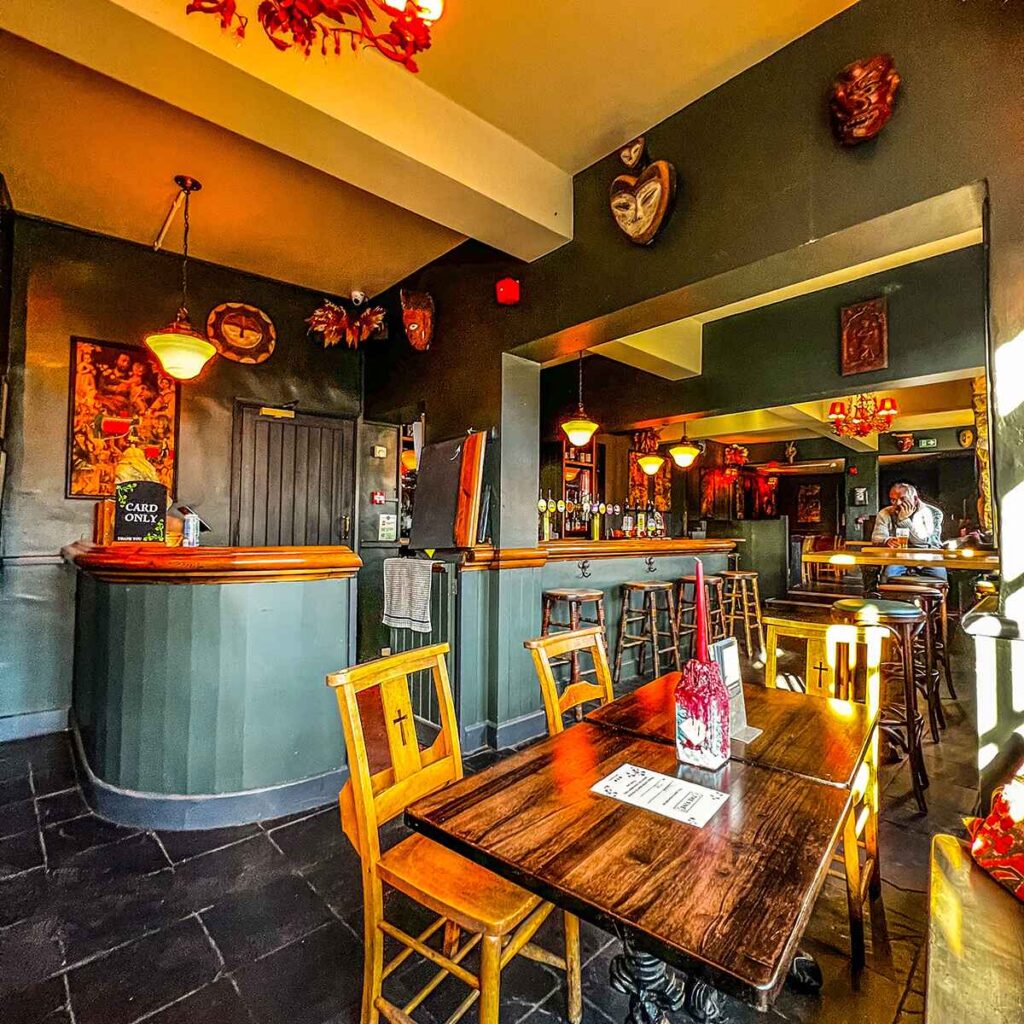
[0,0,862,295]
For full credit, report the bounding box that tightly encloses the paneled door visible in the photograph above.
[230,404,355,547]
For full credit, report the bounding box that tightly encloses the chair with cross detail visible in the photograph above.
[327,644,582,1024]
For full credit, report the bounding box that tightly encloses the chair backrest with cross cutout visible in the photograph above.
[524,626,615,735]
[327,644,461,868]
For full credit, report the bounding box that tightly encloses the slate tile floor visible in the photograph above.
[0,636,977,1024]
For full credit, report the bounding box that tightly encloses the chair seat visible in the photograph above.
[543,588,604,602]
[833,598,925,622]
[720,570,757,579]
[879,584,944,601]
[679,574,722,584]
[377,833,542,936]
[623,580,672,591]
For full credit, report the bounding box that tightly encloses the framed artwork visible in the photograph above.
[851,486,869,507]
[628,452,647,508]
[207,303,276,364]
[66,338,180,500]
[653,459,672,513]
[628,452,673,512]
[841,297,888,376]
[797,484,823,524]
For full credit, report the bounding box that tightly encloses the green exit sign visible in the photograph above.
[917,438,938,449]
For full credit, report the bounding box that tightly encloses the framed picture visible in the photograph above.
[66,337,180,500]
[841,297,888,376]
[797,484,822,524]
[851,486,869,507]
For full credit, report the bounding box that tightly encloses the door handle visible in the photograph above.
[340,514,351,539]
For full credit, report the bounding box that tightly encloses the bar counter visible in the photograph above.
[63,543,361,829]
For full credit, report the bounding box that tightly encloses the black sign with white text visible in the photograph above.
[114,481,167,542]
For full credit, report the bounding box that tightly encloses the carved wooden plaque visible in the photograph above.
[841,298,888,376]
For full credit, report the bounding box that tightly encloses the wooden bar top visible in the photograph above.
[587,675,875,789]
[461,538,737,571]
[407,722,849,1008]
[803,546,999,572]
[62,542,362,585]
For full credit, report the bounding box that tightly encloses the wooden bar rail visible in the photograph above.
[462,538,737,571]
[62,542,362,585]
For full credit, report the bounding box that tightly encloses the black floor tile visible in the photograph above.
[266,806,343,873]
[145,978,253,1024]
[302,849,364,922]
[0,974,69,1024]
[171,833,293,913]
[0,797,39,840]
[42,814,140,868]
[157,823,261,864]
[32,762,78,798]
[259,803,332,831]
[233,921,363,1024]
[202,873,333,969]
[67,916,221,1024]
[0,915,64,996]
[0,828,44,877]
[36,789,89,829]
[49,831,170,892]
[0,774,33,808]
[0,864,47,928]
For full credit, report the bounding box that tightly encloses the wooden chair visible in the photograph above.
[524,626,615,735]
[328,645,582,1024]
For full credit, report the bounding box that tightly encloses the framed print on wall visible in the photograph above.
[66,337,180,500]
[841,297,888,376]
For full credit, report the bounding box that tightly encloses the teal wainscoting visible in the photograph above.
[73,574,352,829]
[456,552,729,750]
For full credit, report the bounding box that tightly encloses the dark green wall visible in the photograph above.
[540,245,987,435]
[0,216,362,728]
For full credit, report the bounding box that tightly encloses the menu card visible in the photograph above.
[591,763,728,828]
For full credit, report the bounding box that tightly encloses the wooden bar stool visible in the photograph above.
[613,581,680,685]
[720,570,766,660]
[833,598,929,814]
[541,588,607,689]
[879,583,947,742]
[676,573,727,657]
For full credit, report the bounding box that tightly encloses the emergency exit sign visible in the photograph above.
[917,438,938,449]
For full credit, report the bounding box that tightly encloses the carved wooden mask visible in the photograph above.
[401,289,435,351]
[830,55,901,145]
[610,153,677,246]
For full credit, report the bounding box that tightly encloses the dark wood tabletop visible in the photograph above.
[406,723,851,1009]
[586,675,876,789]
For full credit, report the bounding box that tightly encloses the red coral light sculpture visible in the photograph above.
[186,0,442,73]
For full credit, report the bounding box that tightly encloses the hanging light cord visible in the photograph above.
[577,351,585,411]
[179,187,192,315]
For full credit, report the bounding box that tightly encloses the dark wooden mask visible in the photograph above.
[830,54,901,145]
[401,290,435,351]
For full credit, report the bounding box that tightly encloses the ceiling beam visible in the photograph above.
[0,0,573,263]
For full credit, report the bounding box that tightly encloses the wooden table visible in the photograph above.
[586,674,876,789]
[407,723,853,1022]
[802,546,999,573]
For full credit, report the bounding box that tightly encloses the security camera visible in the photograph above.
[350,289,367,307]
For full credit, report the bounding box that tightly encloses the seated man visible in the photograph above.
[871,482,947,585]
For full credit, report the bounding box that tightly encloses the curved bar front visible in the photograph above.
[63,544,361,830]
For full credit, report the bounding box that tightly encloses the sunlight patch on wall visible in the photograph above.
[994,330,1024,420]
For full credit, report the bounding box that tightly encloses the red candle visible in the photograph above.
[694,559,709,663]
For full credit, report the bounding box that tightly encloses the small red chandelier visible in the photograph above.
[186,1,444,73]
[827,394,898,438]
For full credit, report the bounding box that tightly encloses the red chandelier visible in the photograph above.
[827,394,898,438]
[186,1,444,73]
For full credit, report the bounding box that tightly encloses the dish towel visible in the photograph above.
[383,558,435,634]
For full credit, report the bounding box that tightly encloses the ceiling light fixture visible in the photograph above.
[633,428,664,476]
[186,1,444,73]
[561,352,599,448]
[828,394,899,438]
[669,437,705,469]
[145,176,217,382]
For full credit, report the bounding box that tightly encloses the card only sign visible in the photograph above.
[114,481,167,542]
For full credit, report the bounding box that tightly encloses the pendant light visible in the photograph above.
[669,436,705,469]
[561,352,599,448]
[638,452,665,475]
[145,176,216,381]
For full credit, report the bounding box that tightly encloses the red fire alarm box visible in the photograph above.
[495,277,521,306]
[370,490,386,505]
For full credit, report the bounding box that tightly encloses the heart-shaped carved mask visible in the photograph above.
[609,160,676,246]
[618,136,647,171]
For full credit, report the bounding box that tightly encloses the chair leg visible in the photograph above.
[443,920,461,958]
[750,576,766,661]
[740,580,755,658]
[362,912,384,1024]
[569,600,581,688]
[842,810,865,973]
[900,628,928,814]
[614,593,631,685]
[541,597,553,637]
[664,589,682,671]
[563,912,583,1024]
[647,594,660,679]
[479,933,502,1024]
[940,595,957,699]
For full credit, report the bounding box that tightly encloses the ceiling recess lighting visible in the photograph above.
[561,352,599,448]
[186,1,444,73]
[145,176,217,382]
[669,438,704,469]
[828,393,899,438]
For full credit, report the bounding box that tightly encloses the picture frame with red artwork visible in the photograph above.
[841,297,889,376]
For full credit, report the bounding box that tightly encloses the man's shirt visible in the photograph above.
[871,503,941,548]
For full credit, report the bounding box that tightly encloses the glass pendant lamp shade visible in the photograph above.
[560,351,599,447]
[145,309,216,381]
[669,440,704,469]
[638,454,665,476]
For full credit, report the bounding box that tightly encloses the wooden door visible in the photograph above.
[230,405,355,547]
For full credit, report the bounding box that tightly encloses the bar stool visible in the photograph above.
[676,573,727,657]
[720,570,766,660]
[879,583,947,741]
[541,589,608,689]
[613,581,681,685]
[833,598,929,814]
